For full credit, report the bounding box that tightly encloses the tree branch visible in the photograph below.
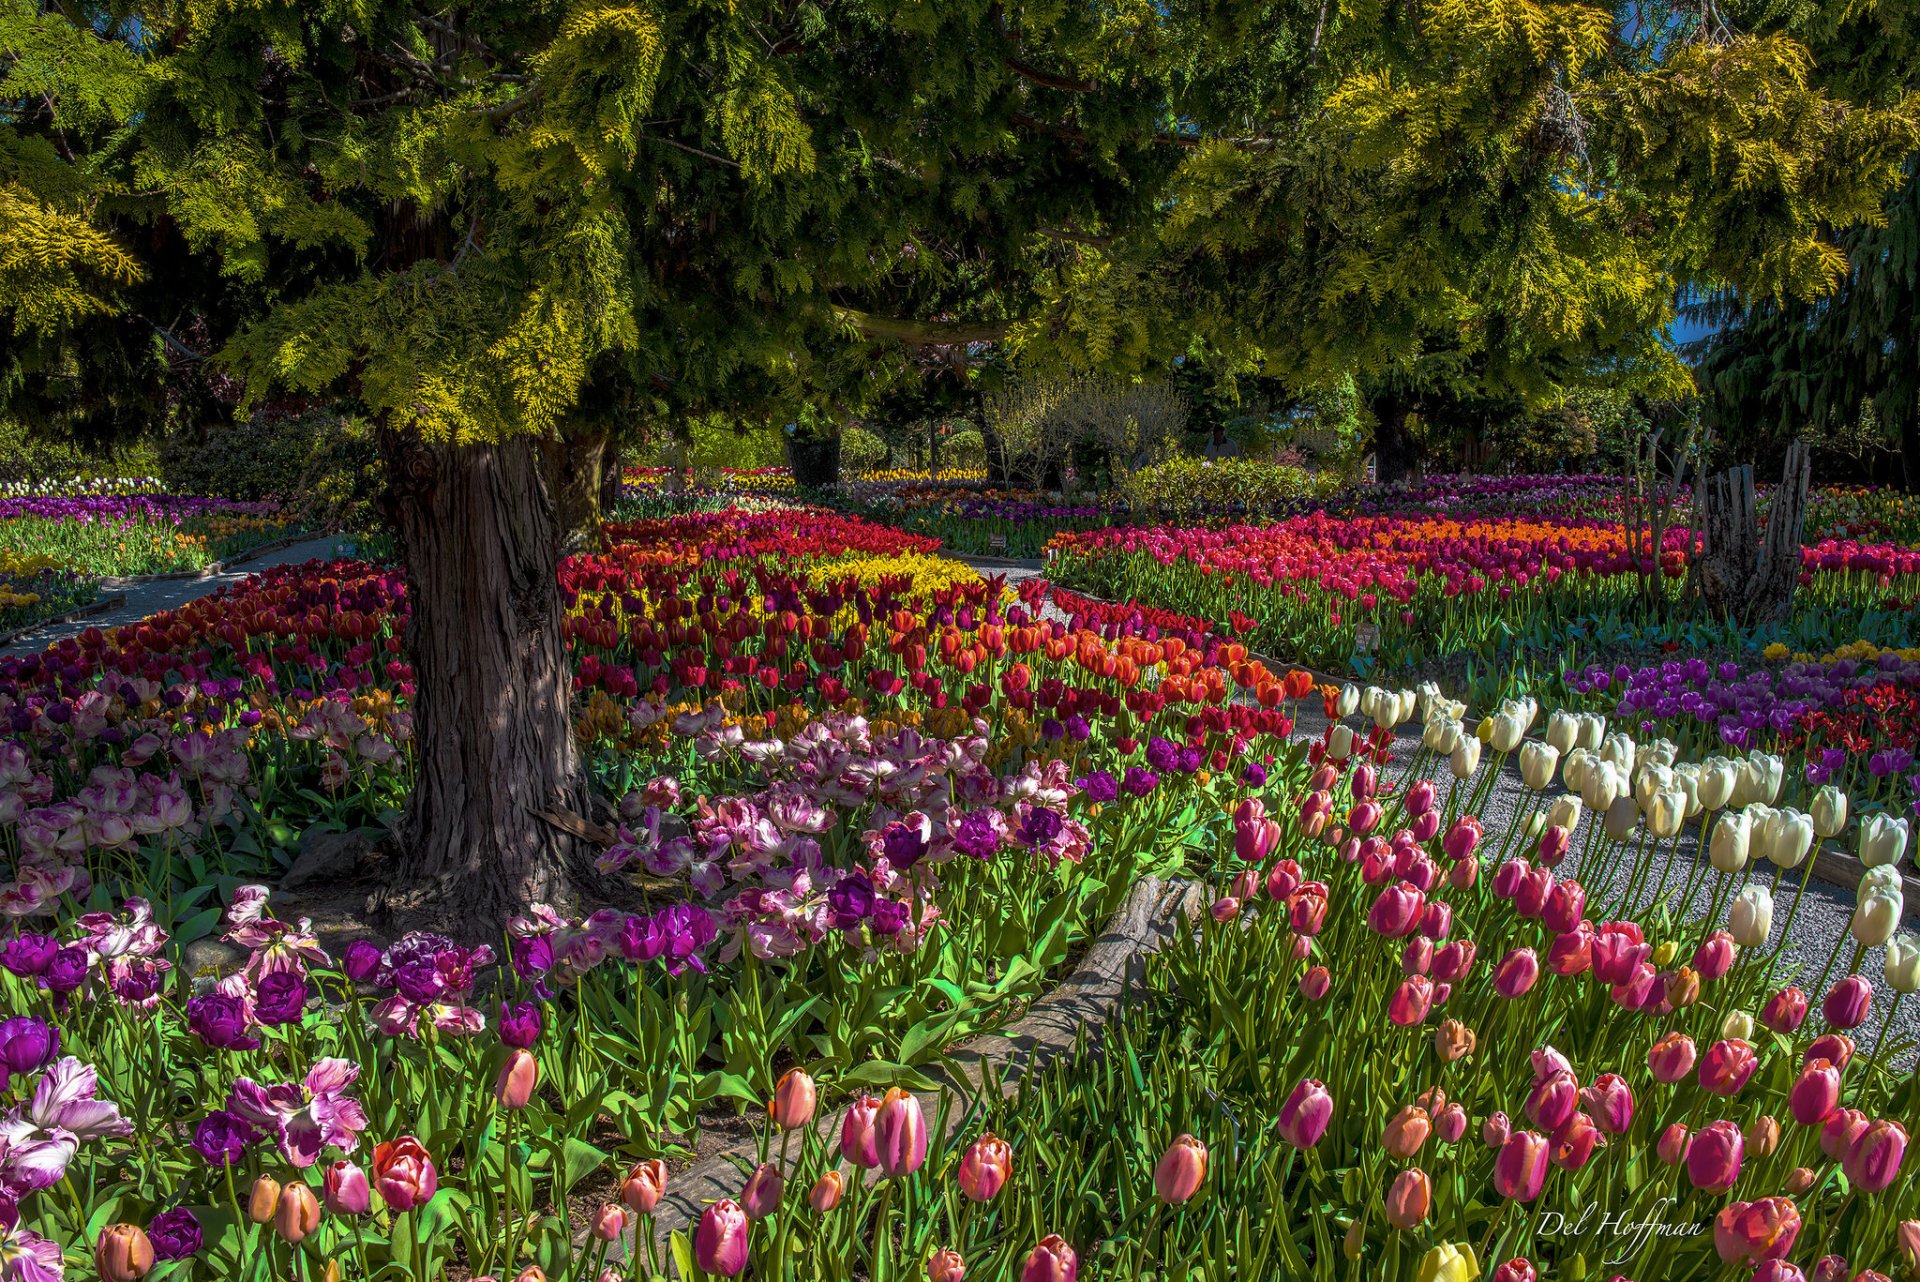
[1004,55,1096,95]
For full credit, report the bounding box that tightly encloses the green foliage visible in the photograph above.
[840,424,889,473]
[0,418,159,485]
[158,411,387,532]
[1119,455,1343,512]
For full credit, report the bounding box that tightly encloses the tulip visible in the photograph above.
[1730,885,1773,947]
[1424,714,1463,754]
[1491,1261,1536,1282]
[1369,882,1426,937]
[323,1160,372,1216]
[1710,810,1751,873]
[1493,948,1539,998]
[1442,816,1482,862]
[1448,737,1481,779]
[1278,1079,1333,1149]
[592,1204,631,1242]
[1328,724,1355,761]
[1791,1059,1842,1127]
[1890,934,1920,994]
[621,1159,668,1215]
[1647,1031,1697,1083]
[770,1069,817,1130]
[1722,1009,1754,1041]
[1843,1118,1908,1193]
[275,1182,321,1244]
[1698,756,1738,811]
[1898,1221,1920,1278]
[1699,1039,1759,1097]
[1736,752,1784,806]
[1493,1130,1549,1201]
[1602,795,1639,840]
[1823,974,1873,1029]
[1020,1234,1078,1282]
[248,1175,282,1224]
[1860,814,1910,868]
[1666,967,1700,1007]
[495,1048,538,1110]
[1543,880,1585,934]
[1436,1103,1468,1143]
[1544,795,1582,837]
[1715,1197,1801,1264]
[1688,1119,1744,1192]
[1811,1257,1851,1282]
[1693,929,1738,981]
[1785,1166,1818,1196]
[1545,710,1579,754]
[1524,1072,1577,1132]
[1581,760,1625,812]
[1152,1134,1207,1204]
[1383,1105,1431,1159]
[1518,742,1558,790]
[96,1225,155,1282]
[1852,887,1903,947]
[1299,964,1331,999]
[928,1249,967,1282]
[1210,896,1240,923]
[741,1162,784,1220]
[1821,1108,1869,1161]
[841,1094,882,1167]
[1811,785,1849,838]
[809,1170,844,1212]
[1583,1074,1633,1135]
[1415,1243,1481,1282]
[1482,1111,1511,1148]
[1657,1122,1691,1165]
[1747,1114,1782,1157]
[1762,986,1809,1033]
[1806,1032,1856,1069]
[694,1199,750,1277]
[1384,1167,1432,1230]
[1388,975,1434,1025]
[874,1088,928,1177]
[1647,786,1688,839]
[1434,1018,1476,1063]
[959,1133,1013,1202]
[372,1137,437,1211]
[1764,808,1814,870]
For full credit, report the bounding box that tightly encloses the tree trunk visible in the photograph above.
[540,429,612,551]
[1900,383,1920,494]
[1690,441,1812,625]
[374,431,591,932]
[786,431,842,488]
[1371,393,1418,485]
[600,438,625,514]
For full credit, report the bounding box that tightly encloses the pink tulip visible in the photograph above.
[495,1049,539,1111]
[694,1199,750,1277]
[1483,1111,1511,1148]
[1432,939,1476,983]
[1647,1031,1697,1083]
[1349,800,1382,836]
[1714,1197,1801,1264]
[1152,1134,1208,1204]
[1299,964,1331,999]
[372,1136,437,1212]
[1843,1118,1908,1193]
[1549,1111,1601,1171]
[1530,1045,1573,1080]
[1448,856,1479,890]
[1821,1107,1869,1161]
[1493,948,1539,998]
[1290,889,1328,936]
[1409,809,1442,843]
[1524,1070,1578,1132]
[592,1203,631,1243]
[927,1249,967,1282]
[1761,986,1808,1033]
[1583,1074,1633,1135]
[1543,880,1586,934]
[1536,824,1570,866]
[874,1088,927,1177]
[740,1163,783,1220]
[1387,975,1434,1025]
[1491,858,1528,900]
[1418,900,1451,939]
[1020,1234,1078,1282]
[322,1159,371,1216]
[841,1095,881,1168]
[1265,859,1302,901]
[621,1159,668,1215]
[1545,927,1593,977]
[1352,763,1378,800]
[1657,1122,1691,1165]
[1402,937,1433,976]
[1790,1059,1841,1127]
[1210,896,1240,923]
[1442,815,1482,862]
[1823,974,1872,1030]
[770,1069,817,1130]
[1698,1039,1759,1097]
[1436,1103,1467,1144]
[1751,1264,1808,1282]
[1692,930,1737,981]
[1687,1119,1744,1192]
[1491,1260,1537,1282]
[958,1133,1013,1203]
[1383,1167,1432,1230]
[1590,922,1649,985]
[1514,867,1554,919]
[1235,816,1282,864]
[1277,1079,1333,1149]
[1368,882,1425,937]
[1405,779,1436,817]
[1804,1032,1855,1071]
[1493,1130,1550,1201]
[809,1171,843,1212]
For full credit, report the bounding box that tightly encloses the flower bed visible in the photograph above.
[0,494,307,578]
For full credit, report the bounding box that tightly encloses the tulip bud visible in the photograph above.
[1434,1018,1476,1063]
[770,1069,817,1130]
[1343,1218,1366,1260]
[958,1133,1013,1203]
[1763,808,1813,870]
[1418,1244,1482,1282]
[275,1182,321,1244]
[1518,742,1558,791]
[1810,785,1848,839]
[1710,810,1751,873]
[621,1159,668,1215]
[1019,1234,1078,1282]
[1823,973,1874,1029]
[495,1048,539,1110]
[1843,1118,1909,1193]
[1730,885,1772,947]
[1889,934,1920,995]
[809,1170,844,1213]
[1791,1058,1841,1127]
[1721,1009,1754,1042]
[1278,1078,1333,1149]
[1860,814,1910,868]
[694,1199,751,1278]
[1666,967,1701,1008]
[1603,794,1640,840]
[1699,1038,1759,1097]
[1483,1111,1511,1147]
[1784,1166,1817,1196]
[1853,887,1903,947]
[249,1175,282,1224]
[1436,1103,1467,1144]
[95,1225,155,1282]
[927,1248,967,1282]
[1745,1115,1781,1158]
[1493,1131,1549,1201]
[1897,1220,1920,1278]
[740,1162,784,1220]
[1383,1105,1431,1159]
[593,1203,631,1242]
[1152,1134,1208,1204]
[1657,1122,1691,1165]
[1448,736,1481,779]
[1493,948,1539,999]
[1491,1260,1537,1282]
[841,1095,882,1168]
[1299,964,1331,999]
[1384,1167,1432,1230]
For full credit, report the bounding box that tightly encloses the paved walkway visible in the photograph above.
[2,534,348,657]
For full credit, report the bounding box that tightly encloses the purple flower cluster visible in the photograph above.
[0,494,282,523]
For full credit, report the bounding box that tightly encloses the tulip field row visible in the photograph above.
[1,500,1917,1280]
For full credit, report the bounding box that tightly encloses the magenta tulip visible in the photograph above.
[1493,1130,1550,1201]
[874,1088,927,1177]
[694,1199,750,1277]
[1843,1118,1908,1193]
[1687,1119,1744,1192]
[1277,1079,1333,1149]
[1822,974,1873,1030]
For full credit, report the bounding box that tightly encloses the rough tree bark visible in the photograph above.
[374,430,593,930]
[540,429,613,550]
[1690,441,1813,626]
[786,431,842,488]
[1370,393,1418,485]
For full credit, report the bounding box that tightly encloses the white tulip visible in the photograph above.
[1885,933,1920,995]
[1603,794,1641,840]
[1859,814,1911,869]
[1327,724,1354,761]
[1697,756,1739,812]
[1720,1010,1755,1042]
[1415,681,1445,724]
[1519,741,1560,792]
[1422,713,1462,755]
[1489,706,1529,754]
[1641,738,1678,770]
[1729,885,1773,948]
[1733,752,1784,807]
[1580,760,1626,813]
[1647,786,1688,840]
[1762,808,1813,871]
[1851,886,1903,947]
[1546,794,1583,834]
[1337,684,1360,717]
[1395,688,1420,726]
[1744,804,1777,860]
[1709,810,1751,874]
[1562,748,1594,794]
[1577,713,1606,750]
[1600,731,1636,774]
[1863,862,1905,897]
[1810,786,1849,840]
[1671,763,1703,818]
[1448,736,1481,779]
[1545,710,1580,756]
[1634,762,1674,811]
[1371,691,1403,732]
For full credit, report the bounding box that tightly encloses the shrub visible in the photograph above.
[840,424,889,472]
[1118,455,1344,513]
[159,411,386,532]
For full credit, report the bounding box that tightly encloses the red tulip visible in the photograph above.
[1761,986,1808,1033]
[1823,974,1873,1030]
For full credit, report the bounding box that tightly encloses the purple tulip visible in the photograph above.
[191,1110,258,1167]
[186,993,259,1050]
[147,1208,202,1261]
[498,1001,542,1048]
[253,973,309,1026]
[0,935,58,977]
[0,1017,60,1086]
[341,940,383,983]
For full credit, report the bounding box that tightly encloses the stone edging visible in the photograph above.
[0,593,129,648]
[602,874,1202,1257]
[96,531,315,589]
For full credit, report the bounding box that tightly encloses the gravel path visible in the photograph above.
[956,555,1920,1063]
[2,534,348,658]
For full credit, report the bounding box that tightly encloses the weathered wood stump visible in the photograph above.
[1690,441,1812,626]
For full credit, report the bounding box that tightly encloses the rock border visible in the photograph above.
[0,593,128,648]
[603,874,1202,1257]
